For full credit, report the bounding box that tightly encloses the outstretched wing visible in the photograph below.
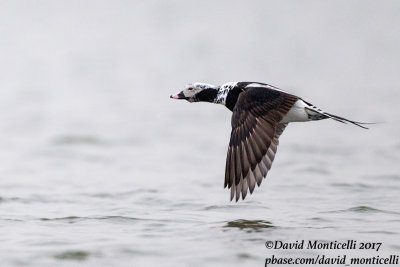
[225,86,298,201]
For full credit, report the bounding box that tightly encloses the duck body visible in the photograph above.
[171,81,368,201]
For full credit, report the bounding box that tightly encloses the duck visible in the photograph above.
[170,82,369,202]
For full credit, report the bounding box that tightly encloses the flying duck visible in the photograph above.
[170,82,369,202]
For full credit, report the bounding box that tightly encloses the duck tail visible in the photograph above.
[323,112,373,129]
[303,100,374,129]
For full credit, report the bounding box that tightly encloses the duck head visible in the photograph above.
[170,82,219,103]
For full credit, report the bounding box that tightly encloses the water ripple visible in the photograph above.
[39,216,140,223]
[52,135,106,146]
[323,206,400,215]
[331,183,372,189]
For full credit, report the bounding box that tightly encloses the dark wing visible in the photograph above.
[225,86,298,201]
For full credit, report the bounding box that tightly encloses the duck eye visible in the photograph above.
[188,88,193,91]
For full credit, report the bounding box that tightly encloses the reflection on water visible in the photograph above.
[224,219,275,232]
[54,251,90,261]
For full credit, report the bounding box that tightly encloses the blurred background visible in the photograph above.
[0,1,399,266]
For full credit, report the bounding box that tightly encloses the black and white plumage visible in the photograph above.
[171,82,369,202]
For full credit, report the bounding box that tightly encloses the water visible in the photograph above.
[1,1,400,266]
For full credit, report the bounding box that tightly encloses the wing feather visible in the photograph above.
[247,170,256,193]
[225,85,297,201]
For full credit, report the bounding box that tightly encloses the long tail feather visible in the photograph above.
[304,103,372,130]
[324,112,372,129]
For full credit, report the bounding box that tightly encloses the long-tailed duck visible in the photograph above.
[170,82,369,202]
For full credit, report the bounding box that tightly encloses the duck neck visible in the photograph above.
[214,82,241,111]
[195,88,219,103]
